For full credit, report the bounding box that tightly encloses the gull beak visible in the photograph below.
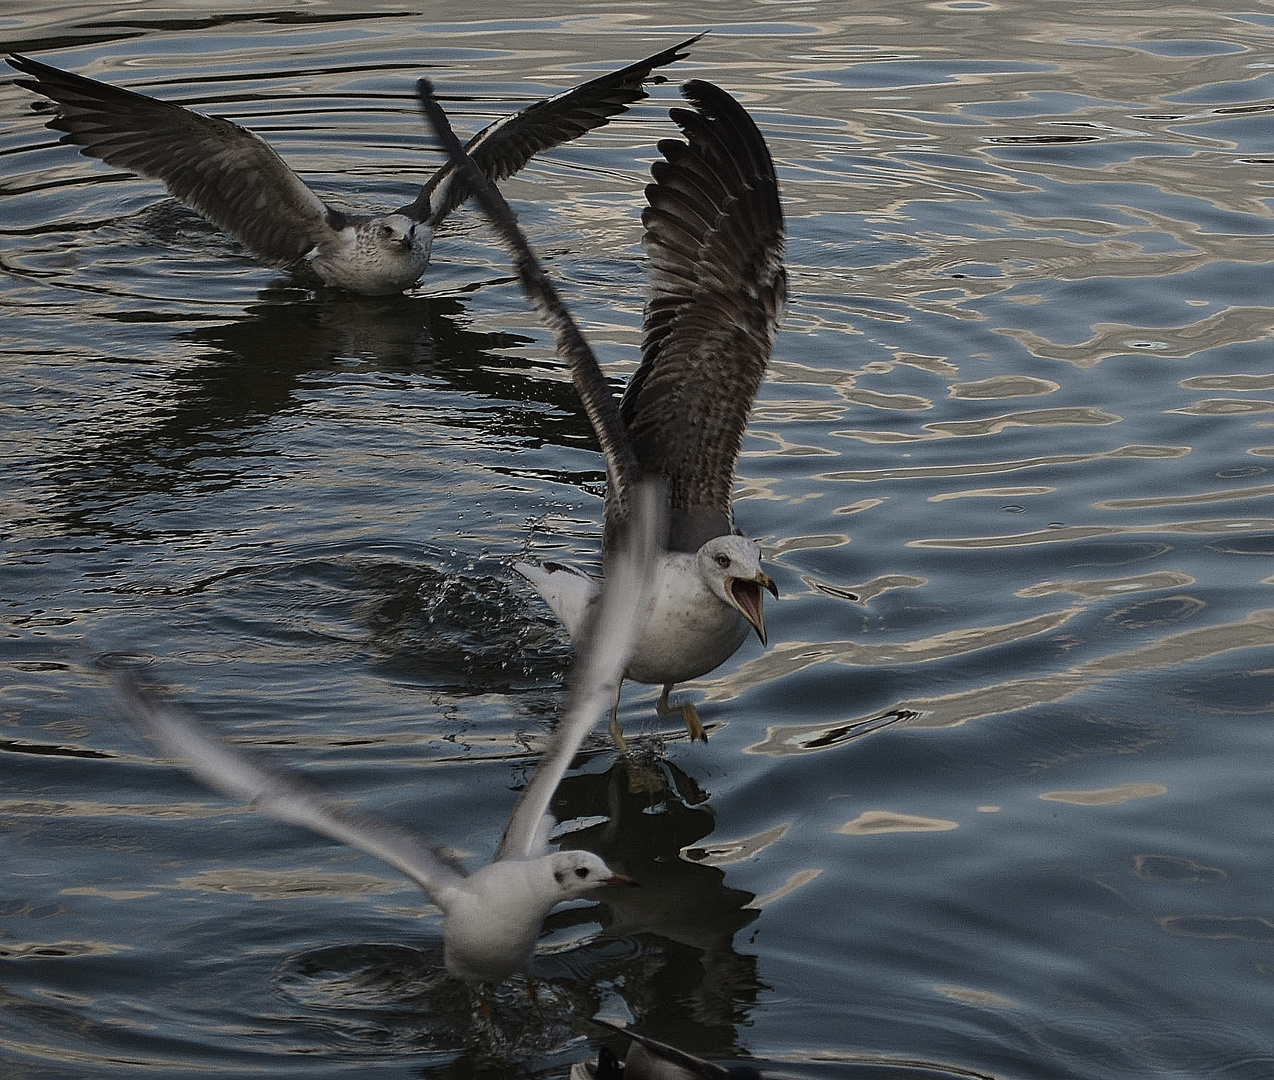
[604,873,641,888]
[727,572,779,646]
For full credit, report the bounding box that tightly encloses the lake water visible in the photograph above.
[3,1,1274,1077]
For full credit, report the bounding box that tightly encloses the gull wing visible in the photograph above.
[7,53,339,267]
[114,675,468,900]
[496,480,664,861]
[416,77,640,505]
[616,80,786,554]
[405,34,702,227]
[415,82,677,860]
[414,83,665,857]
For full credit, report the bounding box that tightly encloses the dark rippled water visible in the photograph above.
[4,2,1274,1077]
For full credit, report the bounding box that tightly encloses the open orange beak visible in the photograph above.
[726,572,778,645]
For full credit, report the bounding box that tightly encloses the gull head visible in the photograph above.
[549,850,639,900]
[368,213,419,248]
[697,534,778,645]
[333,213,432,293]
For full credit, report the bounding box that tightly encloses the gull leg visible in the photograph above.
[477,987,499,1051]
[606,678,629,753]
[525,973,546,1024]
[609,678,662,792]
[655,683,706,741]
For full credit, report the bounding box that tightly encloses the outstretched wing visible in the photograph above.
[615,80,785,554]
[7,53,340,267]
[114,675,469,901]
[405,34,702,226]
[496,480,664,861]
[416,76,640,506]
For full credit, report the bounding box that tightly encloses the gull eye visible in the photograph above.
[574,866,590,880]
[715,553,732,569]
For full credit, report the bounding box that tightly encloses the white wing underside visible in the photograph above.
[512,561,598,640]
[115,678,467,899]
[112,482,662,890]
[496,482,663,860]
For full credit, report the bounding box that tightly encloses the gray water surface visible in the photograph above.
[3,2,1274,1078]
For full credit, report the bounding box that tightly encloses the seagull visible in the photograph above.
[416,78,784,744]
[113,481,664,995]
[5,38,700,295]
[573,1018,764,1080]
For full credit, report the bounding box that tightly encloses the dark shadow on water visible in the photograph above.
[37,290,610,539]
[166,288,602,441]
[548,757,764,1058]
[0,737,113,760]
[257,756,764,1062]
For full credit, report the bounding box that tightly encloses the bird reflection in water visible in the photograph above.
[542,756,763,1052]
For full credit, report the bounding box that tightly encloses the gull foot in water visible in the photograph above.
[656,685,706,742]
[607,700,631,755]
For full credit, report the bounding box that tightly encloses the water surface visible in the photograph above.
[3,1,1274,1078]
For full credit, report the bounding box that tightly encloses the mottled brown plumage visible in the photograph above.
[6,39,700,293]
[419,77,784,741]
[613,79,786,553]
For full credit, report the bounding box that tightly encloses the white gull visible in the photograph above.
[417,78,785,743]
[113,481,663,991]
[6,39,699,295]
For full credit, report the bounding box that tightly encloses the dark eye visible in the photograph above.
[574,866,590,879]
[715,554,732,569]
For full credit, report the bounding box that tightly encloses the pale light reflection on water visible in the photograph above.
[3,1,1274,1077]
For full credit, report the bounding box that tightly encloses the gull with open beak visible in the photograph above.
[417,77,784,743]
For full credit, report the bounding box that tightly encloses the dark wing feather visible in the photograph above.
[611,80,785,554]
[404,34,702,226]
[7,53,339,266]
[416,78,640,506]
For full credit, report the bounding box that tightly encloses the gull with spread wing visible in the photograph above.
[417,78,784,744]
[6,38,699,295]
[114,482,662,994]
